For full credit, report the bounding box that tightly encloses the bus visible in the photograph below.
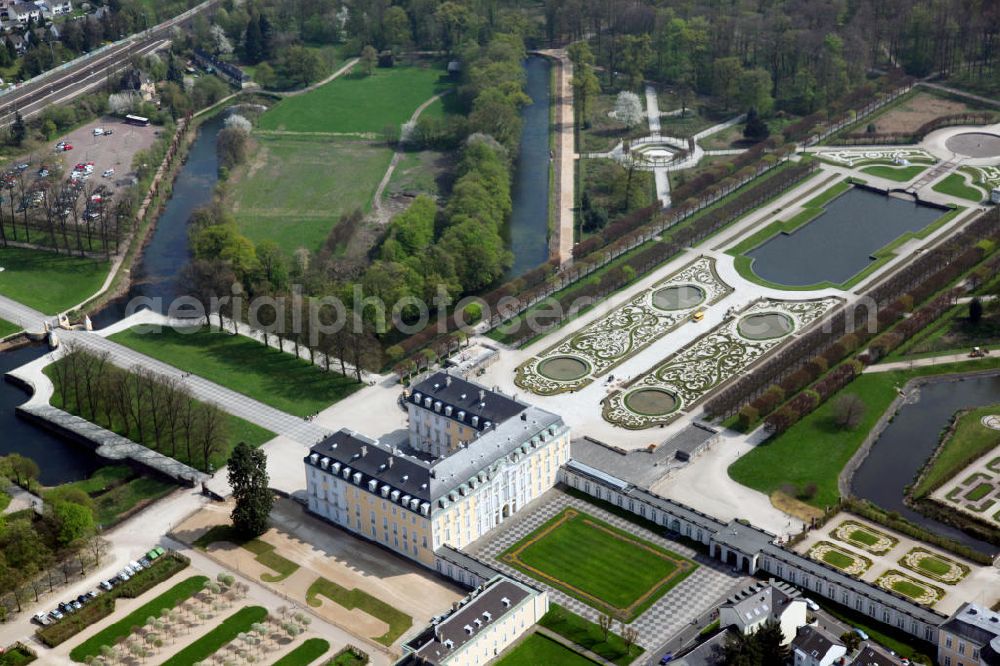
[124,114,150,127]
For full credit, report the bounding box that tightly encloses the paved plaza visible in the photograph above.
[466,489,744,649]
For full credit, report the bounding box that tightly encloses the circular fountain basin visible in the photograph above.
[944,132,1000,158]
[537,356,590,381]
[737,312,794,340]
[652,284,706,311]
[624,388,679,416]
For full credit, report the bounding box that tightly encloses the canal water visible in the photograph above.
[504,56,552,278]
[0,114,226,483]
[746,188,944,287]
[851,373,1000,554]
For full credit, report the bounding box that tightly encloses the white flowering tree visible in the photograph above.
[614,91,644,128]
[210,25,234,56]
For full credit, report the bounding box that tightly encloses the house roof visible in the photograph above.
[712,519,775,555]
[673,630,729,666]
[722,580,802,630]
[848,644,906,666]
[403,576,537,664]
[940,603,1000,647]
[410,371,527,429]
[792,625,843,658]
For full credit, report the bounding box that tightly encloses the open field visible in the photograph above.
[501,508,695,621]
[867,91,979,134]
[109,326,361,417]
[231,135,393,254]
[259,64,450,134]
[497,633,599,666]
[728,359,1000,508]
[0,246,108,314]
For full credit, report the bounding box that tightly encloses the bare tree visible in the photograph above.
[833,393,866,430]
[598,613,613,642]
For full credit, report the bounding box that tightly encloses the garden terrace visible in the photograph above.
[515,256,731,395]
[603,297,839,429]
[500,508,696,621]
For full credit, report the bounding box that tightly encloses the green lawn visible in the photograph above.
[933,173,983,202]
[912,404,1000,497]
[851,529,879,546]
[497,634,599,666]
[70,576,209,662]
[0,246,109,314]
[965,482,993,501]
[918,556,952,577]
[822,549,858,570]
[859,165,926,182]
[161,606,268,666]
[539,604,643,666]
[48,465,176,527]
[231,134,393,254]
[45,358,275,473]
[109,326,361,417]
[502,509,695,621]
[260,64,450,134]
[306,577,412,646]
[891,579,928,599]
[194,524,299,582]
[273,638,330,666]
[0,317,18,338]
[728,358,1000,508]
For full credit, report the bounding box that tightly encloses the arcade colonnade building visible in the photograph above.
[304,372,571,567]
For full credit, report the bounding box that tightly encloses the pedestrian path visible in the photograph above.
[645,84,661,136]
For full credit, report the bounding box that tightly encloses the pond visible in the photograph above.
[745,187,944,287]
[0,344,101,485]
[851,372,1000,554]
[504,56,552,278]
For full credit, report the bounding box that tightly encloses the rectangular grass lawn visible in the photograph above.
[259,64,449,133]
[822,549,857,570]
[497,633,599,666]
[109,326,361,417]
[502,508,696,621]
[161,606,268,666]
[0,246,109,314]
[231,135,393,254]
[70,575,208,662]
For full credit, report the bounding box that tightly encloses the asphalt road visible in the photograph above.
[0,0,221,126]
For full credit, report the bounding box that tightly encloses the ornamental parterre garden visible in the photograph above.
[602,297,839,429]
[807,541,872,576]
[500,508,696,621]
[831,520,899,555]
[515,256,732,396]
[898,548,970,585]
[875,570,946,607]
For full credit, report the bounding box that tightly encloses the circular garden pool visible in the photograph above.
[652,285,706,311]
[537,356,590,381]
[624,388,678,416]
[738,312,794,340]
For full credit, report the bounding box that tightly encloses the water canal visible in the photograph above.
[851,372,1000,554]
[746,187,945,287]
[504,55,552,278]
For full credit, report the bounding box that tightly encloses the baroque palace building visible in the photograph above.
[304,372,571,567]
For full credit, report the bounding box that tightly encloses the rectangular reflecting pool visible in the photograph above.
[745,187,945,287]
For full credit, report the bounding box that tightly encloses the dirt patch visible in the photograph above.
[872,92,975,134]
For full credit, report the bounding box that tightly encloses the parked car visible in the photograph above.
[804,598,819,612]
[55,141,66,149]
[93,128,104,136]
[33,612,51,626]
[48,609,64,621]
[63,144,73,151]
[660,654,674,664]
[85,590,98,600]
[139,557,151,568]
[103,168,114,178]
[854,628,869,641]
[15,163,28,171]
[70,600,82,611]
[37,169,49,177]
[99,580,113,591]
[129,559,143,571]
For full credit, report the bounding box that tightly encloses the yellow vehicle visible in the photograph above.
[692,310,705,322]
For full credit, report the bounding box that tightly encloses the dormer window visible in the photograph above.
[410,498,420,510]
[320,457,329,469]
[458,410,465,421]
[380,485,390,497]
[342,466,351,479]
[424,397,432,408]
[367,479,378,492]
[483,611,491,621]
[445,405,453,416]
[413,392,422,402]
[464,625,473,635]
[402,494,411,505]
[331,462,341,473]
[353,472,362,485]
[501,597,510,607]
[310,453,319,464]
[484,421,491,429]
[471,416,479,427]
[390,490,400,502]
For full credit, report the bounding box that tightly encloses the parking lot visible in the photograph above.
[51,116,160,188]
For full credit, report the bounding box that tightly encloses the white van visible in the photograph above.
[93,128,104,136]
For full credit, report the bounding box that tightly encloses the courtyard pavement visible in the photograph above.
[465,489,747,650]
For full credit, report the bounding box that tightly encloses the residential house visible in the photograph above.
[719,579,808,644]
[792,626,847,666]
[849,643,907,666]
[937,603,1000,666]
[4,0,40,23]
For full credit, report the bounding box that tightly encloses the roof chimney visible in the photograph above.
[479,389,485,401]
[361,445,368,457]
[388,456,394,468]
[446,375,452,386]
